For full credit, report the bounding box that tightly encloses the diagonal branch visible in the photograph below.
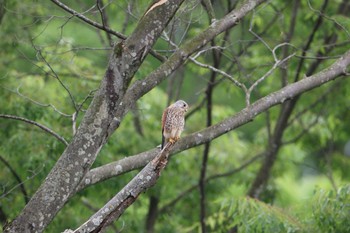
[71,142,174,232]
[0,155,29,204]
[77,49,350,192]
[4,1,185,232]
[50,0,166,62]
[0,114,68,146]
[122,0,267,118]
[96,0,113,46]
[51,0,126,39]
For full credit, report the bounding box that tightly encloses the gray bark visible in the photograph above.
[5,0,348,232]
[72,142,174,232]
[4,0,185,232]
[77,49,350,190]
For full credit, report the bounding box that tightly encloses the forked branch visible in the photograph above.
[70,142,174,233]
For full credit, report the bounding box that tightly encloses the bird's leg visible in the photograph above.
[168,138,176,144]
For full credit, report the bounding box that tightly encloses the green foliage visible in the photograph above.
[310,185,350,233]
[203,185,350,233]
[1,0,350,232]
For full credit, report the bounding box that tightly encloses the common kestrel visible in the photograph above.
[161,100,189,149]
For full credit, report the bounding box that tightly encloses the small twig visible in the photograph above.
[51,0,126,39]
[294,0,329,82]
[34,45,78,112]
[0,114,68,146]
[201,0,216,22]
[96,0,113,45]
[246,51,296,105]
[307,0,350,39]
[249,9,272,51]
[287,83,337,126]
[122,1,134,34]
[72,90,96,135]
[50,0,167,62]
[163,31,247,93]
[282,112,321,145]
[0,164,44,200]
[13,85,71,117]
[0,155,29,204]
[189,57,247,92]
[295,54,342,60]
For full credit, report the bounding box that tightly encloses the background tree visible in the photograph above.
[0,0,349,232]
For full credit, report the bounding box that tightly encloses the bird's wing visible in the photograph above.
[161,107,169,149]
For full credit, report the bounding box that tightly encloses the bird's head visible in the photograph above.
[174,100,189,112]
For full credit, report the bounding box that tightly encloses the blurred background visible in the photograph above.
[0,0,349,232]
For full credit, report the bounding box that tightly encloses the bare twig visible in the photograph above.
[13,85,71,117]
[122,1,134,34]
[201,0,216,22]
[287,83,338,126]
[0,155,29,204]
[189,57,248,92]
[282,110,322,145]
[51,0,125,39]
[307,0,350,39]
[34,46,78,111]
[0,114,68,146]
[50,0,167,62]
[294,0,329,82]
[72,89,96,135]
[78,50,350,194]
[163,30,247,92]
[96,0,113,45]
[0,165,44,201]
[246,49,296,105]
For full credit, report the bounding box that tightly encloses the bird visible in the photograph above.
[161,100,189,149]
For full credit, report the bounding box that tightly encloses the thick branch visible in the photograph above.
[78,50,350,191]
[4,1,184,232]
[50,0,166,62]
[71,143,174,233]
[122,0,267,112]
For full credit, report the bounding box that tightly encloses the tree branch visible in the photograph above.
[96,0,113,46]
[0,155,29,204]
[122,0,267,119]
[71,142,174,233]
[50,0,166,62]
[4,1,185,232]
[77,50,350,193]
[51,0,126,39]
[0,114,68,146]
[248,0,332,198]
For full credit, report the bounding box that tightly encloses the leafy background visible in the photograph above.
[0,0,349,232]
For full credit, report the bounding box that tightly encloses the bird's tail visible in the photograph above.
[161,134,165,149]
